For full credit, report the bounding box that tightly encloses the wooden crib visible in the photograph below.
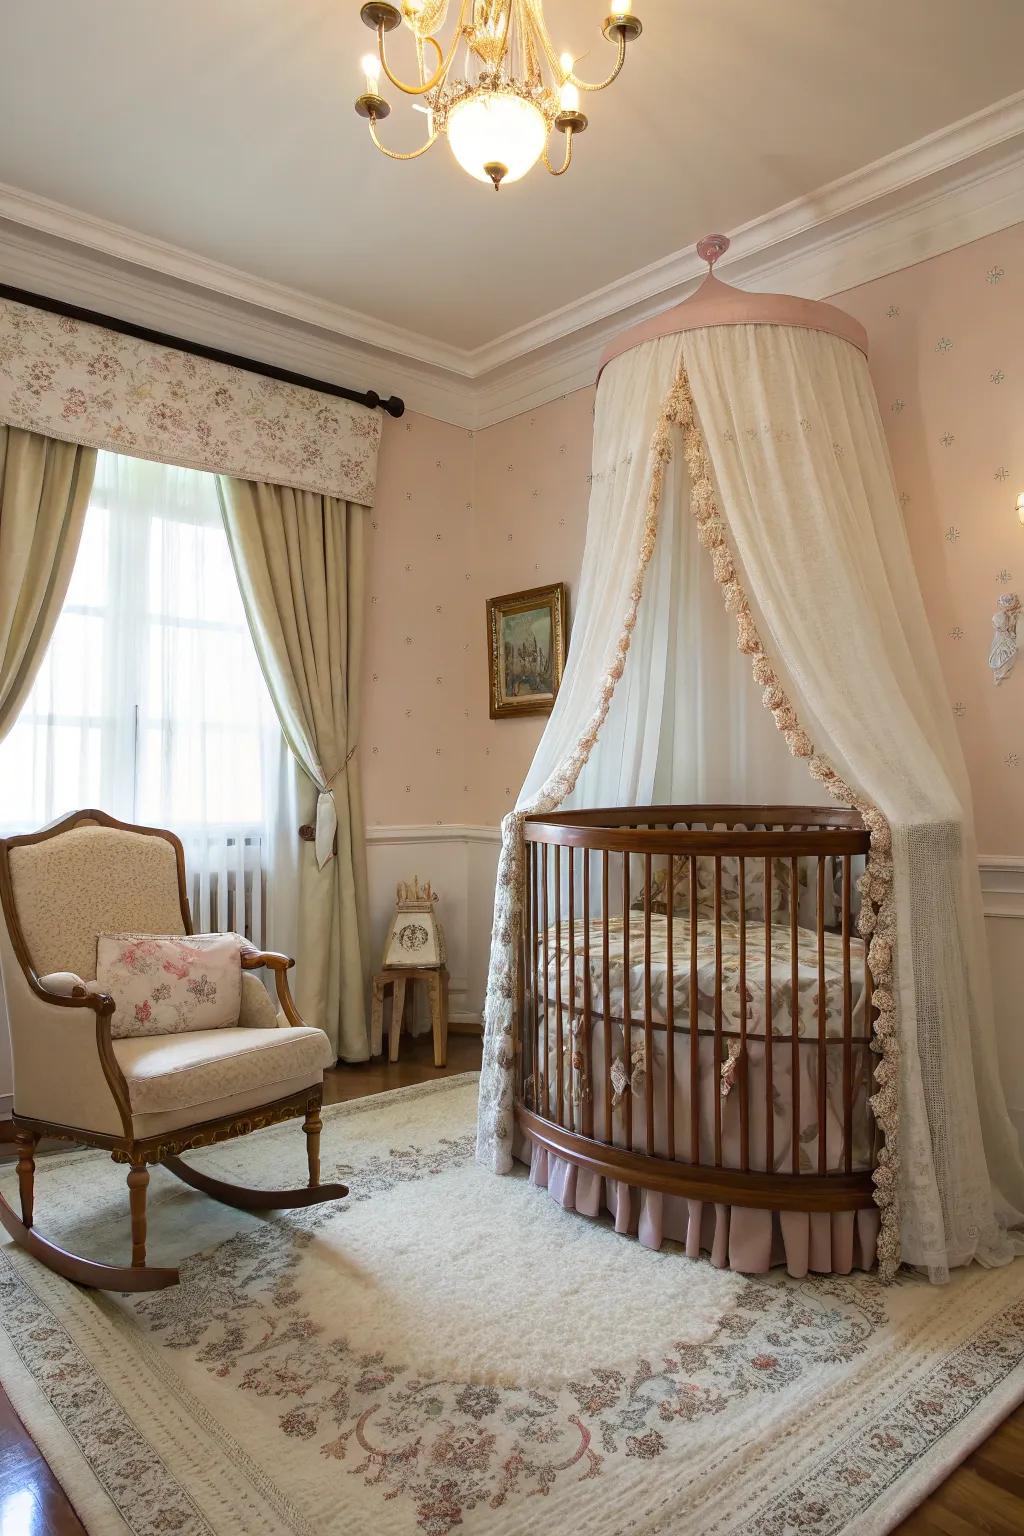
[515,806,879,1226]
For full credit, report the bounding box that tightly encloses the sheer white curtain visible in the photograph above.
[684,322,1024,1278]
[0,450,296,951]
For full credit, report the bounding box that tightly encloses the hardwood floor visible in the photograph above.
[0,1034,1021,1536]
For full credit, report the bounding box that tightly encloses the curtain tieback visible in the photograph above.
[304,745,357,869]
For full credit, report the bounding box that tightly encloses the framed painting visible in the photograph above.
[486,582,568,719]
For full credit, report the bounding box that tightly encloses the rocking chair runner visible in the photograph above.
[0,809,348,1292]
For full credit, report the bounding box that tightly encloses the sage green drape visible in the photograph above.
[217,476,370,1061]
[0,426,96,742]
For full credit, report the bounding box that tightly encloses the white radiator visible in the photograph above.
[182,828,265,949]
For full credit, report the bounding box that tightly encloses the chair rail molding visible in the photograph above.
[0,91,1022,429]
[978,854,1024,920]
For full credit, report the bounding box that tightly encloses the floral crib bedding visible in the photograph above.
[539,912,868,1040]
[524,913,879,1274]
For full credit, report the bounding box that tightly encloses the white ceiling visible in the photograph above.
[2,0,1024,351]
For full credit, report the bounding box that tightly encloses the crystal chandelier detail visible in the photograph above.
[355,1,642,190]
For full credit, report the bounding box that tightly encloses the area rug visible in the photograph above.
[1,1075,1022,1536]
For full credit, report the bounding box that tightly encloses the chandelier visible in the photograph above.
[354,1,643,191]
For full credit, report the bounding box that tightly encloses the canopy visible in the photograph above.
[476,261,1024,1284]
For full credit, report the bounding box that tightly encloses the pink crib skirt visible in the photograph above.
[519,1135,880,1277]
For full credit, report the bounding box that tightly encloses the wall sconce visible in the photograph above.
[1017,491,1024,527]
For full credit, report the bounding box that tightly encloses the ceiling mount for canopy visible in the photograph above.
[598,232,868,380]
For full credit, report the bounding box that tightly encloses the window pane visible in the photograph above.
[1,451,281,877]
[26,611,106,719]
[63,502,109,609]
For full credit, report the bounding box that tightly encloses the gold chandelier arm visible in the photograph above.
[377,0,469,95]
[528,1,628,92]
[543,129,575,177]
[368,117,440,160]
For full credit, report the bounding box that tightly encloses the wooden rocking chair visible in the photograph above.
[0,809,348,1291]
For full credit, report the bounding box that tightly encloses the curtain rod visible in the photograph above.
[0,283,406,419]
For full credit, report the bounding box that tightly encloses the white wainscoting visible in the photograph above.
[365,824,501,1032]
[980,856,1024,1148]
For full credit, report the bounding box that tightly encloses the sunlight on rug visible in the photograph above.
[1,1073,1023,1536]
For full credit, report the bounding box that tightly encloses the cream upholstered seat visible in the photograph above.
[115,1026,334,1135]
[0,809,348,1292]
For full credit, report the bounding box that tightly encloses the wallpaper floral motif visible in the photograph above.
[364,223,1023,854]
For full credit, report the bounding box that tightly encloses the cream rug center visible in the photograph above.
[306,1160,734,1387]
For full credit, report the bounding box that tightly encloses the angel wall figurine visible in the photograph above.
[988,591,1021,685]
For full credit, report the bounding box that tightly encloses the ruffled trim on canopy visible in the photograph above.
[674,361,901,1281]
[476,371,694,1172]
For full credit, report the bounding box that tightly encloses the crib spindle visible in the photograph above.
[602,850,612,1141]
[689,855,699,1165]
[541,844,550,1122]
[665,850,676,1161]
[842,852,853,1173]
[790,855,800,1176]
[567,846,576,1135]
[817,855,827,1175]
[738,854,749,1173]
[622,851,633,1151]
[582,850,593,1138]
[764,854,774,1173]
[643,852,655,1155]
[528,841,538,1110]
[714,854,723,1167]
[554,843,564,1127]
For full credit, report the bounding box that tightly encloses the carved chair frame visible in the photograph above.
[0,808,347,1291]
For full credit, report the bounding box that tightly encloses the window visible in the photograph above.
[0,452,284,938]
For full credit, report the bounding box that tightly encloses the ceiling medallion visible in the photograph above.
[355,1,642,191]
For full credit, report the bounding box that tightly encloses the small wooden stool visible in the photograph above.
[371,966,449,1067]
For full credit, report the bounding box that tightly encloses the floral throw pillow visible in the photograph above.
[96,932,243,1039]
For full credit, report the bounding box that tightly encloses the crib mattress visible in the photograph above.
[539,913,868,1040]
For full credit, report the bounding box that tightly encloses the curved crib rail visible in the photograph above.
[516,805,877,1216]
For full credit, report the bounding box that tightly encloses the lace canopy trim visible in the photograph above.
[476,374,689,1171]
[674,363,901,1281]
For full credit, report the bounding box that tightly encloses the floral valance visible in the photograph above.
[0,298,382,506]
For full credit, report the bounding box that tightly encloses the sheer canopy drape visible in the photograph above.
[218,477,371,1063]
[0,426,95,742]
[478,324,1024,1283]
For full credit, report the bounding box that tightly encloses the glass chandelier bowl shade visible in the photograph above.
[446,89,549,187]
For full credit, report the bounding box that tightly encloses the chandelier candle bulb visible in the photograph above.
[1016,491,1024,527]
[361,53,382,94]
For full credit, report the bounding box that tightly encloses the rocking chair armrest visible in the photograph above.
[237,947,306,1028]
[34,971,114,1015]
[239,947,294,974]
[11,971,133,1138]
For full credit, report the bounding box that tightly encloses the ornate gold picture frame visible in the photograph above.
[486,582,568,719]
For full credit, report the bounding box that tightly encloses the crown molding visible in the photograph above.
[0,90,1022,430]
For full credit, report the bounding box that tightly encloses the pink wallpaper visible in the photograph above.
[364,223,1024,853]
[363,391,593,828]
[837,224,1024,853]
